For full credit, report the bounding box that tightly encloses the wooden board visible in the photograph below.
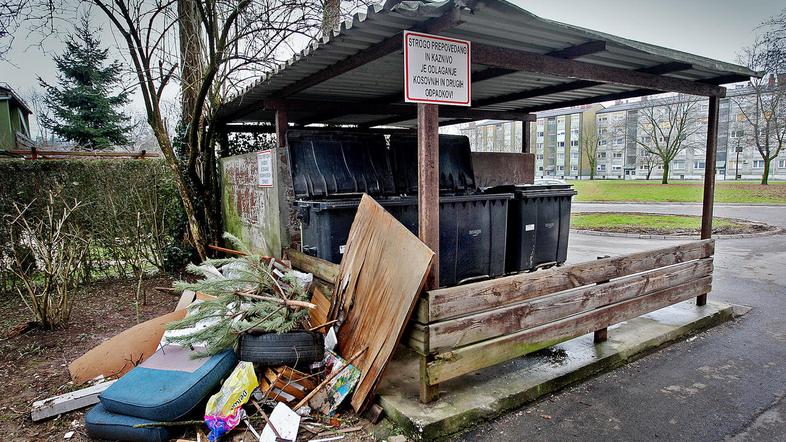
[425,276,712,384]
[423,239,714,322]
[286,248,339,283]
[426,258,713,352]
[471,152,535,187]
[68,309,186,385]
[332,195,434,412]
[308,285,331,328]
[31,380,117,421]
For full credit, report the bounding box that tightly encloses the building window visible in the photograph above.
[779,160,786,168]
[571,165,578,171]
[753,160,765,168]
[570,140,579,147]
[612,165,622,171]
[693,161,705,169]
[537,131,544,138]
[536,154,544,160]
[730,129,745,138]
[558,141,565,147]
[612,152,623,158]
[598,152,607,159]
[570,152,579,159]
[557,165,565,171]
[673,161,685,170]
[597,164,606,171]
[538,166,544,171]
[598,140,607,146]
[614,138,624,145]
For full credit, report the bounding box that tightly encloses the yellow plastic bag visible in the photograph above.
[204,362,259,441]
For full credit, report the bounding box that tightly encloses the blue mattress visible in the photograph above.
[100,347,237,421]
[85,403,174,442]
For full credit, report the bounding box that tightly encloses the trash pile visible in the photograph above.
[30,196,434,442]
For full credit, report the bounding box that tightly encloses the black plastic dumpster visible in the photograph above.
[485,184,577,273]
[287,130,512,287]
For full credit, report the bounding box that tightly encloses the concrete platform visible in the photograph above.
[376,300,748,441]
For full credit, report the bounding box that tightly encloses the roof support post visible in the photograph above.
[698,95,719,306]
[522,120,531,154]
[275,109,298,252]
[417,103,440,404]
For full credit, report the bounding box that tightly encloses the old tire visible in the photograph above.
[237,331,324,366]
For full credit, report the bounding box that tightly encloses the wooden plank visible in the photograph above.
[471,152,535,187]
[31,380,117,421]
[308,285,331,329]
[174,290,196,311]
[472,43,726,97]
[426,276,712,385]
[332,195,434,412]
[426,258,712,352]
[425,239,714,322]
[418,103,440,289]
[402,322,429,355]
[285,248,339,283]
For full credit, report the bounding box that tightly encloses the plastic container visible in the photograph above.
[485,184,576,272]
[287,130,395,198]
[297,193,512,287]
[389,134,476,194]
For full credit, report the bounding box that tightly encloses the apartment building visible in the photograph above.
[458,82,785,181]
[458,104,602,178]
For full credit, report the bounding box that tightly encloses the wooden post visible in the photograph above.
[417,103,440,403]
[698,95,720,306]
[521,119,531,153]
[594,255,611,342]
[275,110,288,148]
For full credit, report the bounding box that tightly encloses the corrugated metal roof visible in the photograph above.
[217,0,756,127]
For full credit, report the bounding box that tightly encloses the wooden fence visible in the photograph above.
[286,239,715,404]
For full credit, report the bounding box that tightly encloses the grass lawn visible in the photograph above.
[571,180,786,204]
[571,212,772,235]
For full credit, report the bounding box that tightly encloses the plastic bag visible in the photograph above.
[204,362,259,441]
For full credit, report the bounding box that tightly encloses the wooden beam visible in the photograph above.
[419,239,714,323]
[275,110,288,147]
[31,380,117,421]
[519,88,661,113]
[285,248,339,283]
[417,103,440,403]
[472,43,725,97]
[265,99,537,122]
[304,41,607,127]
[522,119,531,153]
[698,95,720,306]
[425,276,712,385]
[425,258,713,352]
[473,62,693,109]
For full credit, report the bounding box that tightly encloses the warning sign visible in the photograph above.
[257,150,273,187]
[404,31,471,106]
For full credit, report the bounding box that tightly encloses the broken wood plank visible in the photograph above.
[426,258,713,352]
[332,195,434,412]
[286,248,339,283]
[426,276,712,385]
[423,239,714,322]
[309,286,331,329]
[31,380,117,421]
[174,290,196,311]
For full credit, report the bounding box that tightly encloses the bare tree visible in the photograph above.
[638,148,661,180]
[579,130,598,180]
[633,95,703,184]
[24,87,50,142]
[736,13,786,185]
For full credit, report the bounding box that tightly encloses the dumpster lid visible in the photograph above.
[389,134,476,194]
[482,183,577,197]
[286,130,396,198]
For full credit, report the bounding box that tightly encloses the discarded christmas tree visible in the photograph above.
[166,234,314,356]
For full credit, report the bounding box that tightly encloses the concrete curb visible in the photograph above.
[377,301,744,441]
[577,201,786,207]
[571,228,784,240]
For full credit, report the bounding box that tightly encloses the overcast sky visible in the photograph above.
[1,0,783,134]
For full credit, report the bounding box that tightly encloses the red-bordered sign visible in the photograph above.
[257,150,274,187]
[404,31,471,106]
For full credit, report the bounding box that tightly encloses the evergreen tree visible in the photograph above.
[39,16,132,149]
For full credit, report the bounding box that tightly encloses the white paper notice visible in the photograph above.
[404,31,471,106]
[260,402,300,442]
[257,150,273,187]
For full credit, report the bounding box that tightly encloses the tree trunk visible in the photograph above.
[179,0,203,130]
[646,167,653,180]
[322,0,341,36]
[661,162,670,184]
[762,159,770,185]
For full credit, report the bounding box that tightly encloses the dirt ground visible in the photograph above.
[0,277,399,441]
[0,276,180,440]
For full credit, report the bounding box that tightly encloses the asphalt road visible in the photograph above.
[453,203,786,442]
